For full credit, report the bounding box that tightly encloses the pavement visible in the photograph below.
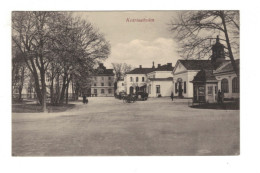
[12,97,240,156]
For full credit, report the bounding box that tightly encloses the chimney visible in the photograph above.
[158,64,161,68]
[99,63,104,67]
[167,63,172,67]
[152,61,155,68]
[139,65,142,69]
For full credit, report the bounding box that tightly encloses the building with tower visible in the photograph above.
[172,36,239,102]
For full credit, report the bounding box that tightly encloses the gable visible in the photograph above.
[173,61,187,74]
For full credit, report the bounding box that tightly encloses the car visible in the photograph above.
[135,91,148,101]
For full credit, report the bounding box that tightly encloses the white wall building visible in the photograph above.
[124,65,154,95]
[214,59,239,99]
[116,79,125,94]
[147,63,174,97]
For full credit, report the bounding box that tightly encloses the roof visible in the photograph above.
[214,59,240,74]
[155,64,174,71]
[179,60,216,70]
[93,68,114,76]
[192,69,217,83]
[126,68,155,74]
[149,77,173,81]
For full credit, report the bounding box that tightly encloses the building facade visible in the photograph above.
[115,79,125,94]
[91,63,114,97]
[147,63,174,97]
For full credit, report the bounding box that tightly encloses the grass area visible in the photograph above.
[191,101,239,110]
[12,103,75,113]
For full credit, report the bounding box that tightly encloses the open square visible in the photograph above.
[12,97,239,156]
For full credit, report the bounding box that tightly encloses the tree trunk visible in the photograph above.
[59,75,67,104]
[220,11,239,76]
[40,69,47,112]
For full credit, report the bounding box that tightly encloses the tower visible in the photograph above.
[211,35,225,64]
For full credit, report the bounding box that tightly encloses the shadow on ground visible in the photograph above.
[190,101,239,110]
[12,103,76,113]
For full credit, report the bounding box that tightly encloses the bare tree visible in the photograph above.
[170,10,239,75]
[112,63,132,81]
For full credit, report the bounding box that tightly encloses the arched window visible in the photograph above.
[221,78,229,93]
[232,77,239,93]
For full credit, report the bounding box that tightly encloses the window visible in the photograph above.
[101,83,104,86]
[94,89,97,94]
[208,86,213,95]
[130,77,133,82]
[108,82,111,86]
[94,83,96,86]
[101,89,105,93]
[232,77,239,93]
[108,77,111,80]
[108,89,112,94]
[221,78,229,93]
[175,83,178,93]
[122,83,124,86]
[184,82,186,93]
[215,86,218,94]
[136,77,139,82]
[142,77,144,82]
[156,85,160,94]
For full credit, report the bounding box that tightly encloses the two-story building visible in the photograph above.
[124,64,154,95]
[91,63,114,97]
[147,63,174,97]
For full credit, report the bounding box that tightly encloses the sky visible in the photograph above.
[75,11,180,68]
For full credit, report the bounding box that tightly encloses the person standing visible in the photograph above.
[217,90,221,104]
[83,95,87,104]
[171,92,174,101]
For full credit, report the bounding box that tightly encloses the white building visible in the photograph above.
[116,79,125,94]
[147,63,174,97]
[214,59,239,100]
[124,65,154,95]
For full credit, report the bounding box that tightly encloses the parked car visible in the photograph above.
[135,91,148,101]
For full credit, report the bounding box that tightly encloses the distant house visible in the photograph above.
[91,63,114,97]
[116,79,125,94]
[147,63,174,97]
[124,64,154,95]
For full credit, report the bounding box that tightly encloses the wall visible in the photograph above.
[91,75,114,96]
[124,74,147,94]
[148,80,173,97]
[215,73,239,99]
[116,81,125,94]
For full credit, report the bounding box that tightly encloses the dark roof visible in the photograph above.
[126,68,154,74]
[93,68,114,76]
[149,77,173,81]
[179,60,215,70]
[214,59,240,74]
[192,69,217,83]
[155,64,174,71]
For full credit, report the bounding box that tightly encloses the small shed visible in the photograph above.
[191,69,218,103]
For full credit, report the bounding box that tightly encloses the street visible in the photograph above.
[12,97,239,156]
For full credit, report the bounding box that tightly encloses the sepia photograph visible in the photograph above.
[11,10,240,156]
